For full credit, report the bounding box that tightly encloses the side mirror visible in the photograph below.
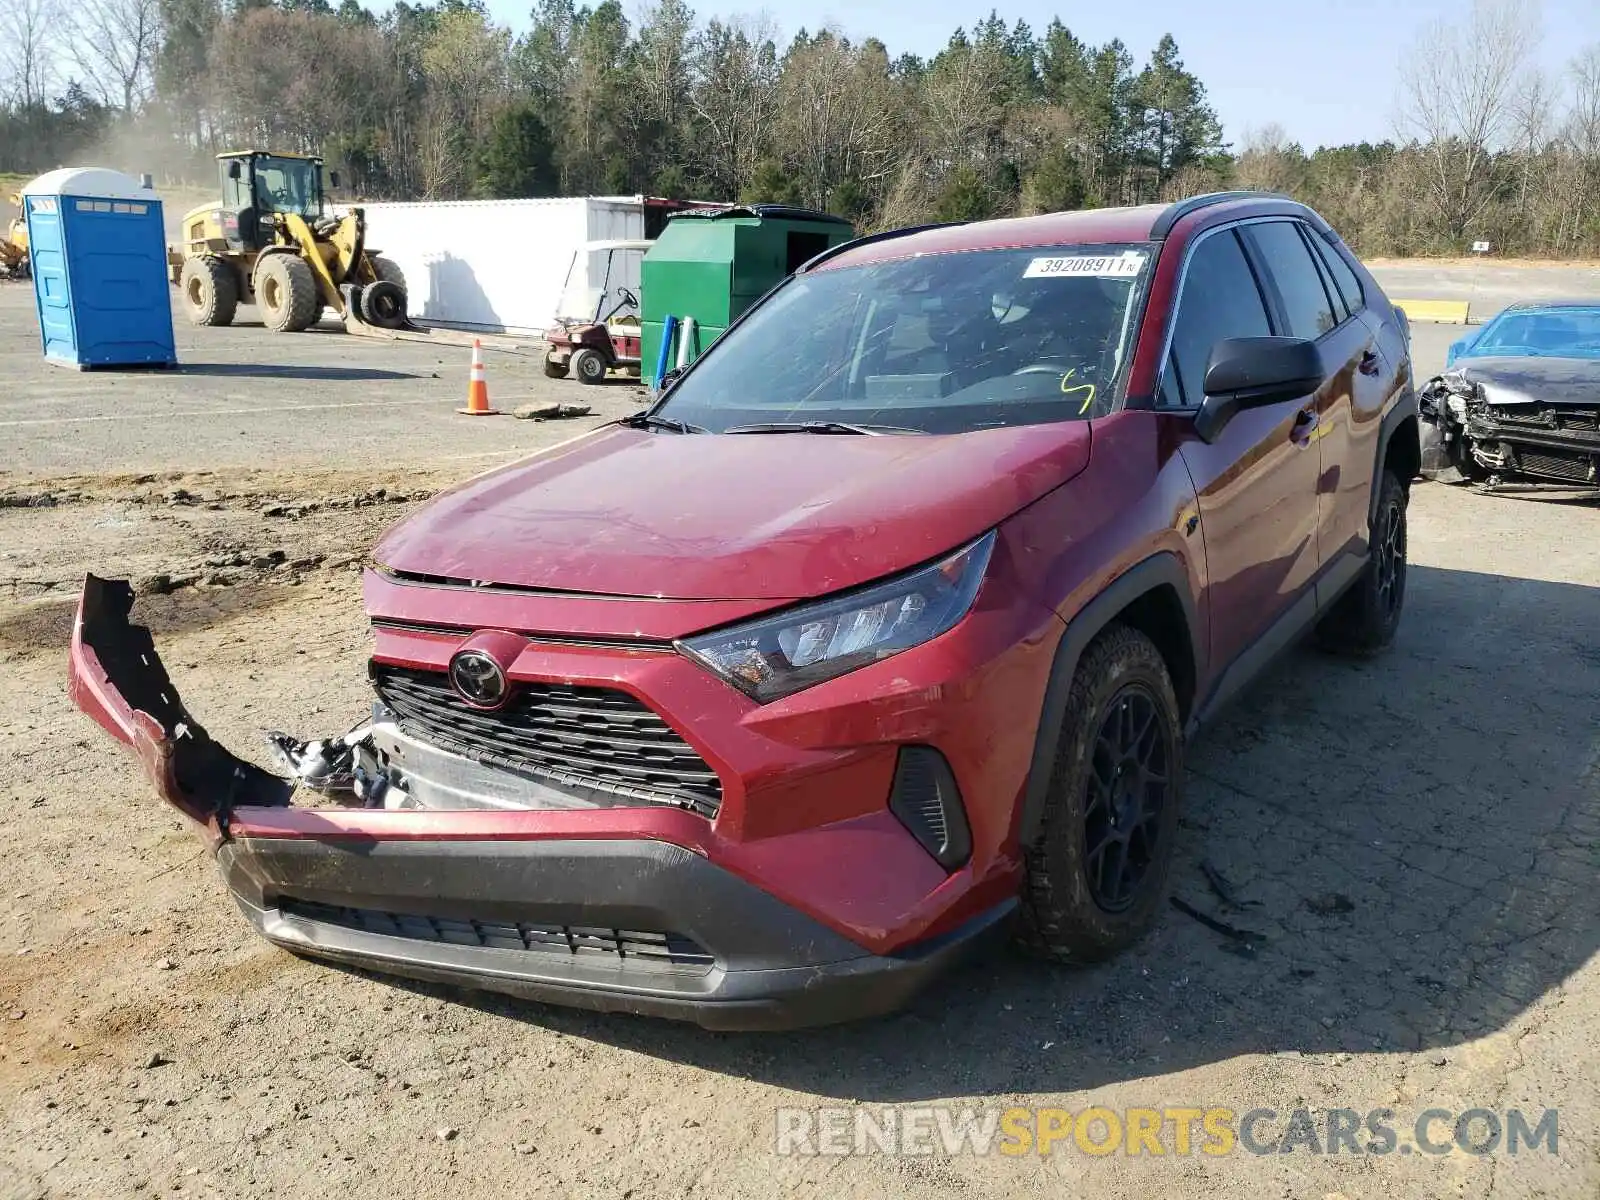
[1194,336,1323,444]
[1445,336,1469,367]
[657,366,684,390]
[328,170,341,189]
[226,161,241,180]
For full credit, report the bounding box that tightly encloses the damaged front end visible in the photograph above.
[67,573,1003,1028]
[1419,365,1600,488]
[69,576,292,843]
[72,574,720,825]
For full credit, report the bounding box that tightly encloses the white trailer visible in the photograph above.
[357,195,658,336]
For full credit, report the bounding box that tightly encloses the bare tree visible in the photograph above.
[1557,44,1600,253]
[775,32,901,209]
[1395,0,1542,243]
[632,0,693,138]
[0,0,57,108]
[1509,68,1554,214]
[1234,123,1305,193]
[66,0,161,112]
[687,16,778,198]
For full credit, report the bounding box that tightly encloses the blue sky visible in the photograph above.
[480,0,1600,151]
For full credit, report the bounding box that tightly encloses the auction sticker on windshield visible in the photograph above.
[1024,251,1146,279]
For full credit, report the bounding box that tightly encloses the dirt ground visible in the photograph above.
[0,275,1596,1200]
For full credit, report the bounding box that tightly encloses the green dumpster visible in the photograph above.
[641,204,855,386]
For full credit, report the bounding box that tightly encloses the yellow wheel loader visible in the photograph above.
[1,194,28,280]
[170,150,407,332]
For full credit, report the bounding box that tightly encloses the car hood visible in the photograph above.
[1456,357,1600,406]
[375,422,1093,600]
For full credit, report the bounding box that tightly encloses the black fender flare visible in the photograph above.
[1016,551,1200,846]
[1370,387,1420,526]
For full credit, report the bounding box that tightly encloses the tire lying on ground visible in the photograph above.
[180,256,238,327]
[359,279,407,329]
[255,253,319,333]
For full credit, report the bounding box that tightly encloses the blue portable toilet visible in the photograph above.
[23,167,177,369]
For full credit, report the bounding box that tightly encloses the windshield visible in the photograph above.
[556,248,645,324]
[1470,309,1600,360]
[657,243,1152,434]
[251,156,322,217]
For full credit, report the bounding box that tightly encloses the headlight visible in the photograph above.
[678,532,995,703]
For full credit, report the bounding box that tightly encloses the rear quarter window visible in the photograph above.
[1309,233,1366,318]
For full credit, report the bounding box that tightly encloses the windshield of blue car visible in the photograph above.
[1470,309,1600,360]
[655,243,1153,434]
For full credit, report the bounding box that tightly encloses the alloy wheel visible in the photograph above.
[1083,684,1173,913]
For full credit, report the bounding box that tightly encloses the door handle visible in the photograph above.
[1359,349,1381,376]
[1291,407,1318,446]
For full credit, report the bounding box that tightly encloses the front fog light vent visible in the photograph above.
[889,747,971,870]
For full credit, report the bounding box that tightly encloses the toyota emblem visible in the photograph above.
[449,649,509,708]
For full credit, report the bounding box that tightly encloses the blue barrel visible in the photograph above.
[23,167,177,369]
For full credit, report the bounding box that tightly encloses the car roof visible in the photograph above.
[810,192,1324,273]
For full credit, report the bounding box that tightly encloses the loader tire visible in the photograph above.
[256,254,318,333]
[369,254,406,292]
[180,256,238,327]
[360,279,407,329]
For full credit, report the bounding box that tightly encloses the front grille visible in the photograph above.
[372,666,721,818]
[1489,407,1551,427]
[278,898,714,972]
[1487,406,1600,434]
[1515,449,1595,482]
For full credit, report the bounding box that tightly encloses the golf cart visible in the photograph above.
[544,239,651,384]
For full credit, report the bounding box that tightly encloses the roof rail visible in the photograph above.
[797,221,969,273]
[1149,191,1293,239]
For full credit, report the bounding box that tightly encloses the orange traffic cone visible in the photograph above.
[458,339,499,415]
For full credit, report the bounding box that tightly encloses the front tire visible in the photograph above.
[1015,625,1183,963]
[180,256,238,327]
[255,254,318,332]
[1316,468,1407,656]
[571,347,607,384]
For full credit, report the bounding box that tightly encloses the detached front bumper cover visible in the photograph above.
[69,575,291,840]
[66,574,1010,1029]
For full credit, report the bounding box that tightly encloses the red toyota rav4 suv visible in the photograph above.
[70,192,1418,1030]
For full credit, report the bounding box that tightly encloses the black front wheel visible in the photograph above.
[1015,624,1183,963]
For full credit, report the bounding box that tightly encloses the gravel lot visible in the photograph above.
[0,271,1595,1200]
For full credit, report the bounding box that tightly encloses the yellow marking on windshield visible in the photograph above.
[1059,367,1096,415]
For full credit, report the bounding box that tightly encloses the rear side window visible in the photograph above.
[1303,230,1350,323]
[1309,234,1365,317]
[1162,229,1272,407]
[1244,221,1337,341]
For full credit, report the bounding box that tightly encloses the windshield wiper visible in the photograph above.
[619,412,706,434]
[722,420,924,436]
